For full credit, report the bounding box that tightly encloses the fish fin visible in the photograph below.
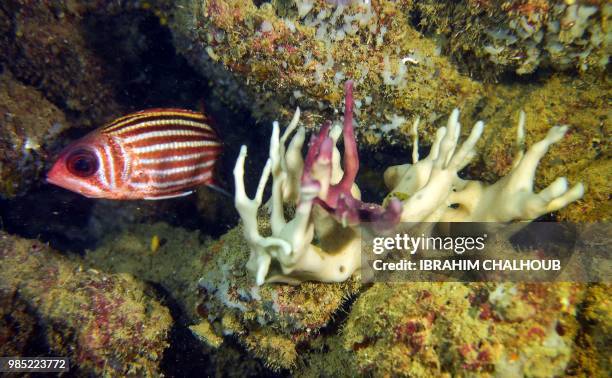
[205,183,232,198]
[144,191,194,200]
[196,100,223,140]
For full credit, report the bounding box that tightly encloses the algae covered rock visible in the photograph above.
[324,282,585,377]
[571,283,612,377]
[0,232,173,376]
[414,1,610,77]
[0,285,38,357]
[169,0,483,147]
[83,221,279,375]
[0,71,67,198]
[193,226,360,370]
[0,0,180,129]
[0,0,124,127]
[85,221,360,371]
[84,221,209,321]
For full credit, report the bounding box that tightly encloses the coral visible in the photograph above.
[414,1,610,78]
[302,82,402,230]
[168,0,483,147]
[234,79,583,285]
[0,71,67,198]
[0,232,172,376]
[235,81,404,284]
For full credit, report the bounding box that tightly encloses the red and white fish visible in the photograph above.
[47,108,223,200]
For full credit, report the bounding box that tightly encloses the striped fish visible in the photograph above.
[47,108,223,200]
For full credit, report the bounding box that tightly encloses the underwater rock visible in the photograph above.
[86,221,360,370]
[0,71,67,198]
[168,0,483,147]
[85,222,284,375]
[0,0,177,121]
[0,232,172,376]
[0,285,38,357]
[84,222,208,322]
[0,1,127,127]
[571,283,611,376]
[194,226,360,370]
[414,1,610,78]
[325,282,585,377]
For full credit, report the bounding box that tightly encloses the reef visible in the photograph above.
[84,222,209,322]
[572,283,612,376]
[192,226,360,370]
[0,232,172,376]
[167,0,609,143]
[0,284,38,357]
[0,1,125,128]
[0,71,67,198]
[473,74,611,222]
[414,1,610,77]
[0,0,609,376]
[166,0,608,224]
[169,0,484,146]
[83,221,360,371]
[234,80,583,285]
[334,282,586,377]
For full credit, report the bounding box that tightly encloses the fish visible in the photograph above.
[46,108,223,200]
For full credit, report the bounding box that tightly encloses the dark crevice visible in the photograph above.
[357,143,429,203]
[154,279,284,377]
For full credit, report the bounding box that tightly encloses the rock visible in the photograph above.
[0,71,67,197]
[0,232,173,376]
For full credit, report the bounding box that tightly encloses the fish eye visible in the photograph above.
[66,149,99,178]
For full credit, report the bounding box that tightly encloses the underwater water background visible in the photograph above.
[0,1,609,377]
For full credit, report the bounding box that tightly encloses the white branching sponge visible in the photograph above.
[234,81,584,285]
[384,110,585,222]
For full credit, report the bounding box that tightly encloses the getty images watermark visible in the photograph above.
[361,222,610,282]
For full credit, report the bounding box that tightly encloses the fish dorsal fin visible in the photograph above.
[101,108,208,135]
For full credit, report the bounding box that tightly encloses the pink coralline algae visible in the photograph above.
[302,80,402,232]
